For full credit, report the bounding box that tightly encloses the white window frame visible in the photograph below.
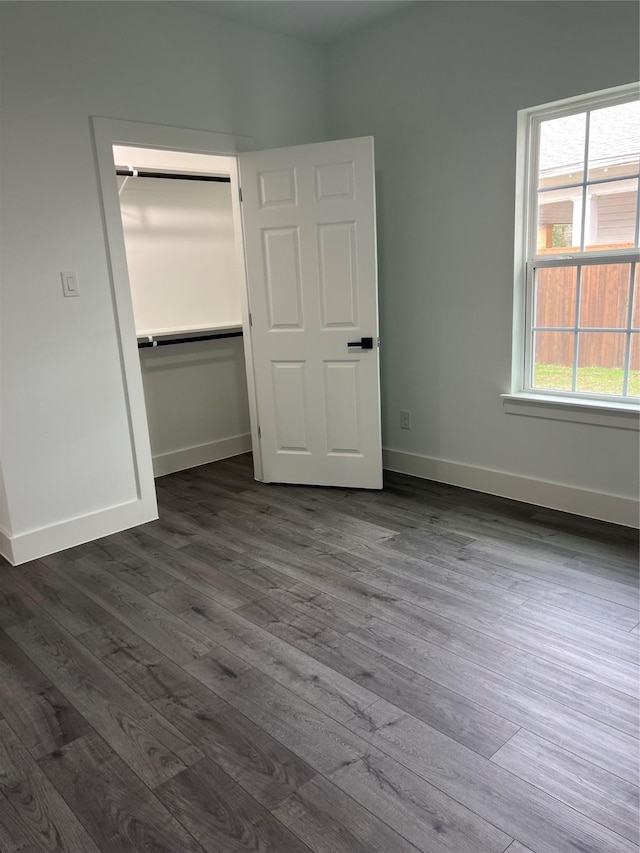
[504,82,640,430]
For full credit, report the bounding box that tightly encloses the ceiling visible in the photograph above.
[180,1,416,43]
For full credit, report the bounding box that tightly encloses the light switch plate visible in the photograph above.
[61,270,79,297]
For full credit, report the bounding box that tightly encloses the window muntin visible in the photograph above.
[522,85,640,402]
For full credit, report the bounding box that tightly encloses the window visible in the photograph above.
[515,84,640,406]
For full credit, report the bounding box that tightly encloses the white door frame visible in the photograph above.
[92,117,263,513]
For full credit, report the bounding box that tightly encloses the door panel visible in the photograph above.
[263,228,304,328]
[318,222,359,328]
[239,137,382,488]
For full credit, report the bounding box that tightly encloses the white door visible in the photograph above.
[239,137,382,489]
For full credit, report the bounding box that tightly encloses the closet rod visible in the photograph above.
[138,330,243,349]
[117,169,231,183]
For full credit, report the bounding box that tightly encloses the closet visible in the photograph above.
[114,145,252,478]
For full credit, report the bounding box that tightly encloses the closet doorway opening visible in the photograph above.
[114,143,254,486]
[93,119,262,526]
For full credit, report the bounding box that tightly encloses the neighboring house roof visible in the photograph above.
[540,100,639,176]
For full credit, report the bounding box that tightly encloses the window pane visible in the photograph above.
[588,100,640,182]
[538,112,585,189]
[533,331,574,390]
[579,264,631,328]
[576,332,626,394]
[537,189,582,253]
[633,277,640,329]
[629,333,640,396]
[585,180,638,251]
[535,267,576,327]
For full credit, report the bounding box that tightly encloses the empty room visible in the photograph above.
[0,2,638,852]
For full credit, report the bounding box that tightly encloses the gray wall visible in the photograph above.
[328,1,639,511]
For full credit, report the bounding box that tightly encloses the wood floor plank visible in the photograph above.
[134,512,202,549]
[179,539,304,597]
[0,720,101,853]
[38,731,206,853]
[506,599,640,663]
[187,529,631,707]
[79,617,316,810]
[319,544,529,610]
[156,757,314,853]
[151,582,381,726]
[326,751,513,853]
[270,583,372,634]
[272,774,425,853]
[464,541,639,607]
[203,510,350,559]
[435,504,638,570]
[6,613,201,788]
[72,539,177,595]
[529,507,638,548]
[156,479,260,520]
[343,609,639,737]
[186,646,372,776]
[0,790,41,853]
[351,540,640,630]
[50,556,217,666]
[236,504,396,554]
[236,596,519,758]
[239,595,638,782]
[344,618,639,782]
[564,552,640,585]
[263,582,639,736]
[0,572,44,629]
[490,728,639,844]
[232,489,400,544]
[332,550,640,696]
[0,630,91,759]
[111,528,266,609]
[241,543,640,699]
[512,583,638,631]
[5,561,117,637]
[344,700,638,853]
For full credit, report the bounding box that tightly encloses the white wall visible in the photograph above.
[0,1,328,562]
[140,338,251,477]
[328,1,640,523]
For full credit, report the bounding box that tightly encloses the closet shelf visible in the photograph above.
[136,322,242,338]
[137,323,243,349]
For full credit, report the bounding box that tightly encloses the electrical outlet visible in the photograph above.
[400,410,411,430]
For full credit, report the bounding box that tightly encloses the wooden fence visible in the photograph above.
[535,263,639,369]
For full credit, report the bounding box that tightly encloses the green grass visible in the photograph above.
[534,364,640,397]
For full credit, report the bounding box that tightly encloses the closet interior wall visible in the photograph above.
[115,145,251,477]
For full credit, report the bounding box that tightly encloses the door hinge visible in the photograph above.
[257,426,262,439]
[239,187,243,203]
[249,312,253,327]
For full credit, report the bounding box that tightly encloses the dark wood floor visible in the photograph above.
[0,454,638,853]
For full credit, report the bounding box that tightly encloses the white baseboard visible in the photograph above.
[383,448,640,529]
[153,434,252,478]
[0,499,158,567]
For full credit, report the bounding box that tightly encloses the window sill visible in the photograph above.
[501,393,640,430]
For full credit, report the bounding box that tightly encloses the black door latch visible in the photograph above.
[347,337,374,350]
